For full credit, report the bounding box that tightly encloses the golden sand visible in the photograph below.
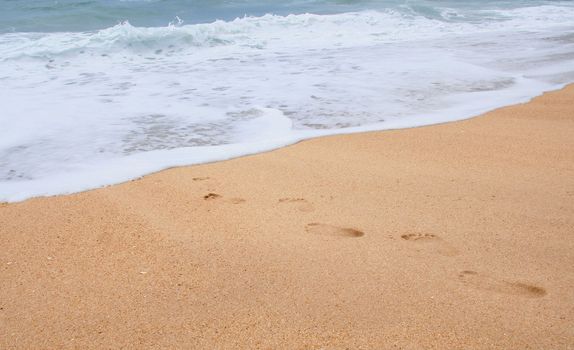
[1,86,573,349]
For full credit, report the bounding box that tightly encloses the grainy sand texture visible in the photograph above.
[1,86,573,349]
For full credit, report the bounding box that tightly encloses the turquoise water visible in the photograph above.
[1,0,573,201]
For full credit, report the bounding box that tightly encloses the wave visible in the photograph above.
[1,5,573,60]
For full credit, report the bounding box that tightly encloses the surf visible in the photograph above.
[1,2,573,201]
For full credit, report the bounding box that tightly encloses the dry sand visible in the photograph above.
[1,86,573,349]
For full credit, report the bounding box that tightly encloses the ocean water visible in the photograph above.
[1,0,573,201]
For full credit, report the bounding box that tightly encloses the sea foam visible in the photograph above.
[1,5,573,202]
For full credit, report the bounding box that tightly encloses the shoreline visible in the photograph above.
[1,82,569,204]
[1,85,573,348]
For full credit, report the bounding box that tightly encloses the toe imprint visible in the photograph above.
[279,198,314,212]
[203,193,221,200]
[401,233,437,241]
[401,232,459,257]
[203,193,245,204]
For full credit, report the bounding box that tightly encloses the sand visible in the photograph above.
[1,86,573,349]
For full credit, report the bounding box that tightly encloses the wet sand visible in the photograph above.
[1,86,573,349]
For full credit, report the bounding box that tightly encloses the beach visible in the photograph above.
[1,85,573,348]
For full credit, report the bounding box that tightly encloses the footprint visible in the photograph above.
[193,177,210,181]
[229,198,246,204]
[203,193,245,205]
[279,198,314,212]
[306,223,364,238]
[203,193,221,200]
[458,270,546,298]
[400,233,459,257]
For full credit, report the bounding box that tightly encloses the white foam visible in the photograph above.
[0,5,573,202]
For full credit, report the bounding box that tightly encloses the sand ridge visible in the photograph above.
[1,86,574,348]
